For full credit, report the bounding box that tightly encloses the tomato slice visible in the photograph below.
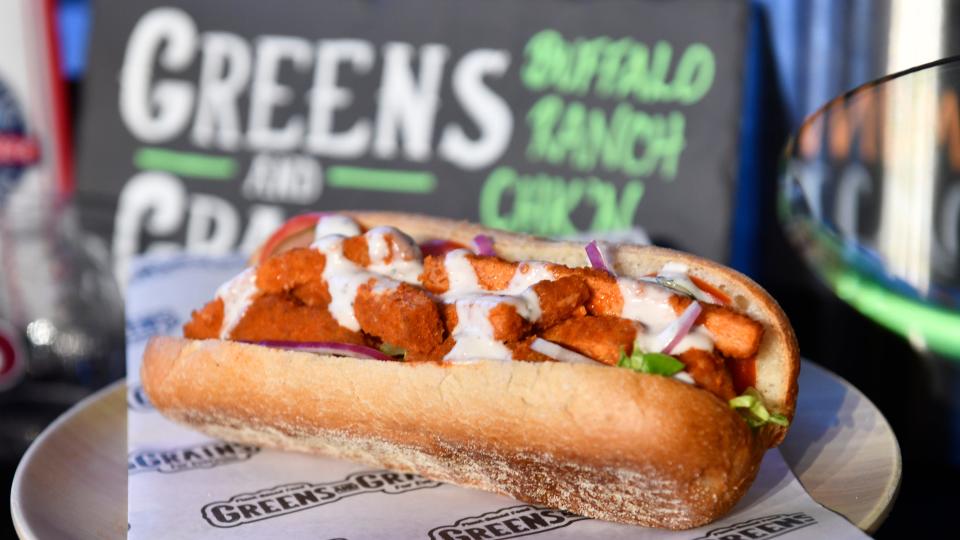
[419,239,468,258]
[689,276,731,305]
[258,212,329,263]
[727,356,757,394]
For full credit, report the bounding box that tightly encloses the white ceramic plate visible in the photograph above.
[10,380,127,539]
[10,362,901,538]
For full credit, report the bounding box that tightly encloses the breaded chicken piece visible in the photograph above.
[670,296,763,360]
[678,349,736,401]
[442,300,530,342]
[355,281,445,355]
[508,336,555,362]
[540,315,638,365]
[531,276,591,328]
[419,253,520,293]
[256,248,329,306]
[229,294,368,345]
[183,298,225,339]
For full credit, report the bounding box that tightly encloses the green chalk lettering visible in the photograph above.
[522,30,565,91]
[525,96,688,180]
[674,43,715,104]
[526,95,565,163]
[520,30,716,105]
[595,38,631,99]
[587,178,619,230]
[479,167,647,236]
[655,112,686,179]
[555,101,587,167]
[554,177,586,233]
[617,180,646,228]
[568,37,609,96]
[479,166,516,230]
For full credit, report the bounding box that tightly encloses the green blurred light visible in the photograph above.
[833,270,960,360]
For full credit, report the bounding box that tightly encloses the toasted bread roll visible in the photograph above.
[144,212,800,530]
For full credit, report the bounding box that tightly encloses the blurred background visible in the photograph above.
[2,0,960,537]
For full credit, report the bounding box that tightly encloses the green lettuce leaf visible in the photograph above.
[618,350,685,376]
[729,388,790,428]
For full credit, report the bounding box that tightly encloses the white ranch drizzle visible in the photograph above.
[314,215,362,238]
[364,226,424,284]
[216,268,258,339]
[215,213,724,366]
[619,276,714,355]
[444,295,530,363]
[442,249,483,295]
[312,235,399,332]
[653,261,720,304]
[441,254,553,362]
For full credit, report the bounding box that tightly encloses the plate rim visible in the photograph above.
[9,379,126,540]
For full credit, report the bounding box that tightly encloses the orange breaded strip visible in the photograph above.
[548,265,624,316]
[355,281,444,355]
[541,316,638,365]
[342,236,371,266]
[442,301,530,342]
[345,230,420,268]
[420,253,520,293]
[678,349,736,401]
[230,294,368,345]
[183,298,224,339]
[405,338,455,362]
[420,255,449,294]
[670,296,762,360]
[508,336,554,362]
[531,276,590,328]
[257,248,326,296]
[470,255,521,290]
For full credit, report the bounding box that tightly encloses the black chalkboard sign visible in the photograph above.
[75,0,748,283]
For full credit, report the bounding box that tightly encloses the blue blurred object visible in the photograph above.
[57,0,90,80]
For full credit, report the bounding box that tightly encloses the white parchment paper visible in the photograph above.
[126,253,873,540]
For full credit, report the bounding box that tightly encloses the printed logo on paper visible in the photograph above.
[128,442,260,474]
[692,513,818,540]
[0,77,40,204]
[202,471,442,528]
[126,310,180,343]
[126,383,153,411]
[428,505,588,540]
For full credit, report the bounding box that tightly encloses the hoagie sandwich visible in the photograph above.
[142,211,799,529]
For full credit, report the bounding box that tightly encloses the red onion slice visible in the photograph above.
[419,239,467,257]
[585,240,611,273]
[251,340,394,361]
[658,301,703,354]
[472,234,496,256]
[530,338,600,365]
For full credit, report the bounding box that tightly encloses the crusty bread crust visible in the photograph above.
[142,212,800,529]
[144,337,765,529]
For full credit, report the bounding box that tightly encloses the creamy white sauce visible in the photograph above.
[655,262,719,304]
[618,277,676,328]
[364,227,424,284]
[312,234,397,331]
[217,211,722,369]
[314,215,362,238]
[216,268,258,339]
[443,249,482,295]
[635,326,714,356]
[444,294,518,362]
[620,275,714,355]
[505,262,554,292]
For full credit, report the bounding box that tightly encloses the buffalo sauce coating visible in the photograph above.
[183,214,762,397]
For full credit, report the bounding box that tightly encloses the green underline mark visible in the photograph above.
[326,166,437,193]
[134,147,238,180]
